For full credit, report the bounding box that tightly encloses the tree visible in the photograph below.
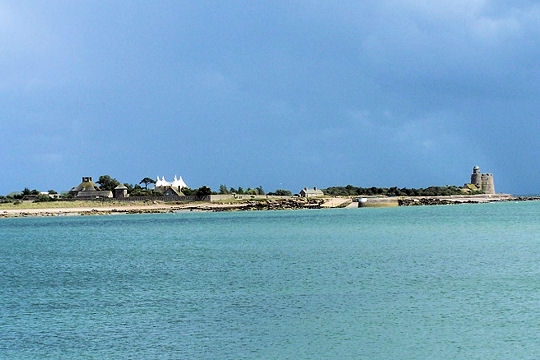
[219,185,229,194]
[244,186,264,195]
[97,175,120,191]
[181,187,195,196]
[139,177,156,190]
[270,189,292,196]
[196,186,212,197]
[34,194,53,202]
[130,185,150,196]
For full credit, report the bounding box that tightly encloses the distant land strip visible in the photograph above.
[0,194,538,218]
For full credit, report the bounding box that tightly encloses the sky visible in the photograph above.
[1,1,539,195]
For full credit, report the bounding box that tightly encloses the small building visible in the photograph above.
[113,184,129,199]
[163,187,184,200]
[299,187,324,198]
[70,177,113,199]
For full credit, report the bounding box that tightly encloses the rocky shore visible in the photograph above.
[0,197,349,218]
[357,193,535,207]
[397,194,517,206]
[1,195,537,218]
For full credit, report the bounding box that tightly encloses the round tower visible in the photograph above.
[470,166,481,187]
[480,173,495,194]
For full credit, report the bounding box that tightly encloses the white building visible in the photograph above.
[155,175,188,192]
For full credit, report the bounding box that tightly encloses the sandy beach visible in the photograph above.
[0,197,355,218]
[0,202,252,218]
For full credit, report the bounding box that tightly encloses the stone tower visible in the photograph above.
[480,173,495,194]
[471,166,481,188]
[470,166,495,194]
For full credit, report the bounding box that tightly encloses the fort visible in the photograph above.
[359,166,499,207]
[469,165,495,194]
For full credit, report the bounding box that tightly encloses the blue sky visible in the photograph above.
[1,1,539,195]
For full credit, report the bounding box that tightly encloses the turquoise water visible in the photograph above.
[1,201,539,359]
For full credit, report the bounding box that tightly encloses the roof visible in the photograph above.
[156,175,188,189]
[172,175,188,189]
[300,187,324,196]
[164,187,184,196]
[72,178,100,192]
[155,176,171,188]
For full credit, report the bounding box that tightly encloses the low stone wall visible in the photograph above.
[208,194,294,202]
[113,195,210,202]
[358,197,399,208]
[108,194,292,203]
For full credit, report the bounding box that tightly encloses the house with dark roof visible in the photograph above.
[299,187,324,198]
[163,187,184,199]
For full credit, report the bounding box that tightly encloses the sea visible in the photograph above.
[1,201,538,359]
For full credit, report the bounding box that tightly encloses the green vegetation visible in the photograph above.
[129,184,160,196]
[1,173,485,201]
[218,185,265,195]
[139,177,156,190]
[267,189,293,196]
[96,175,121,191]
[196,186,212,197]
[0,187,64,203]
[323,185,483,197]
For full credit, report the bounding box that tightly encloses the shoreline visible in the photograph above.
[0,194,537,218]
[0,197,353,218]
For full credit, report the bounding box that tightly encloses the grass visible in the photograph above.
[0,199,157,210]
